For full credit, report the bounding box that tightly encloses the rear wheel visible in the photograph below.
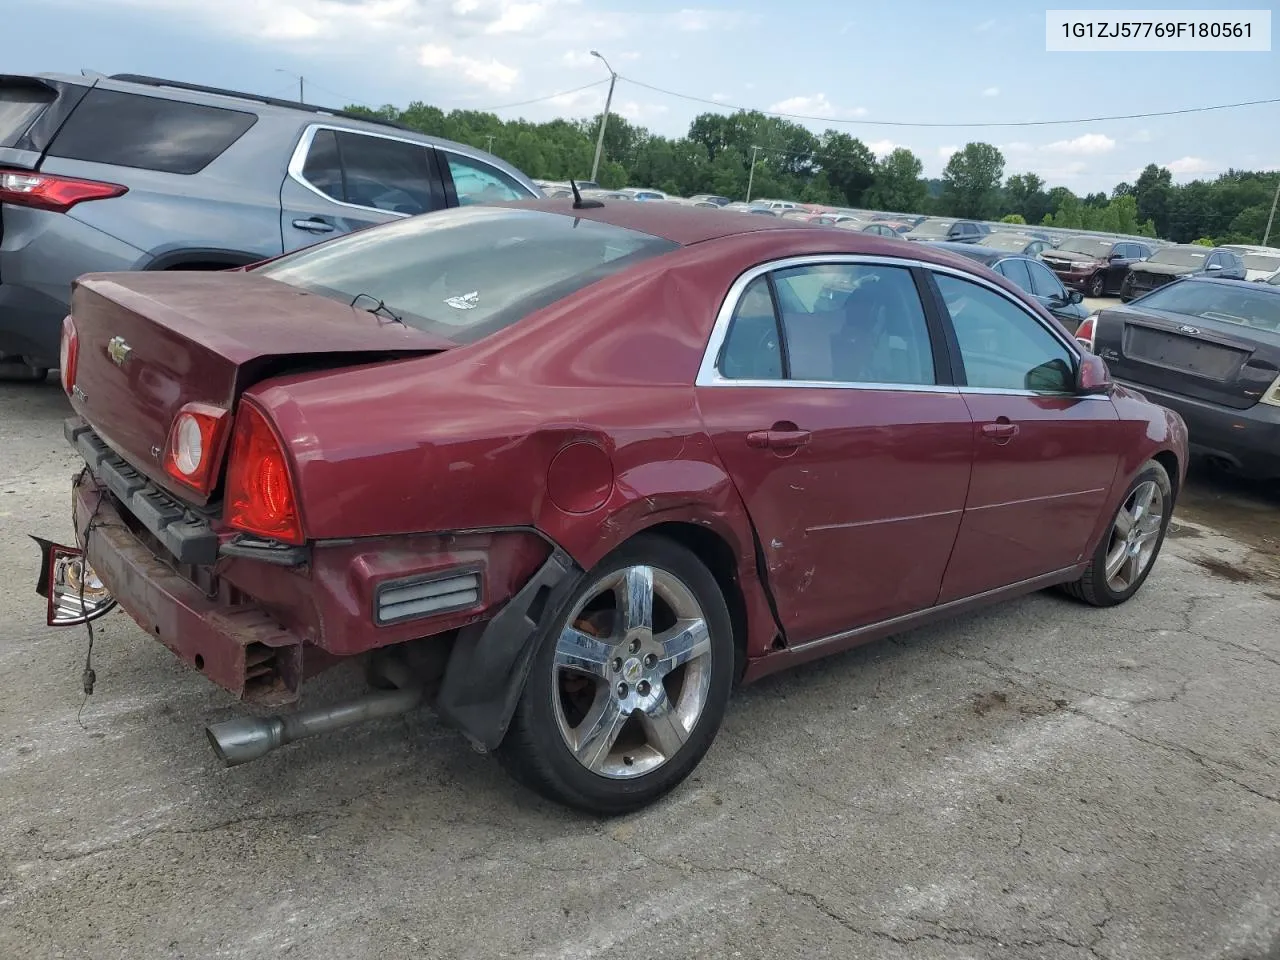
[1062,460,1172,607]
[1088,272,1106,298]
[1119,275,1134,302]
[499,535,734,814]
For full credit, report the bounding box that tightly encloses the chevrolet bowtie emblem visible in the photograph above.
[106,336,132,366]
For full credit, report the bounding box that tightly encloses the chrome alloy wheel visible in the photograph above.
[551,565,713,779]
[1104,479,1165,592]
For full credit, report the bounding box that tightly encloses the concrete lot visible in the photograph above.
[2,370,1279,960]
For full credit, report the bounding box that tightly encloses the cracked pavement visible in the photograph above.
[4,379,1280,960]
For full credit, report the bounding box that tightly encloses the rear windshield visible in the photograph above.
[1055,237,1114,257]
[1135,281,1280,332]
[908,219,955,238]
[1148,246,1208,267]
[47,89,256,174]
[981,233,1031,252]
[255,207,679,343]
[1241,253,1280,272]
[0,80,54,147]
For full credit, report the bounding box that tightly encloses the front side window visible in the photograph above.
[256,206,677,344]
[996,258,1032,293]
[1027,259,1067,300]
[935,273,1075,393]
[446,154,530,205]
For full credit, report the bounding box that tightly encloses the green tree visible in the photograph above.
[1000,213,1026,224]
[1134,164,1174,237]
[1003,172,1049,224]
[940,143,1005,218]
[865,148,926,212]
[818,132,876,206]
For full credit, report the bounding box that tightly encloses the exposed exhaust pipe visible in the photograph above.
[206,657,421,767]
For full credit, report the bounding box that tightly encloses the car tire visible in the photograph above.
[1119,276,1133,302]
[1088,272,1106,298]
[499,534,735,814]
[1061,459,1173,608]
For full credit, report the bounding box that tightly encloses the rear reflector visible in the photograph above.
[0,169,127,213]
[59,315,78,395]
[163,402,231,496]
[375,570,482,625]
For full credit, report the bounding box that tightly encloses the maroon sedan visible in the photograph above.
[39,201,1187,813]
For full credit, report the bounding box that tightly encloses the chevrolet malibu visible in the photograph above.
[40,200,1187,813]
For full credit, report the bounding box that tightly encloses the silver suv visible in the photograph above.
[0,72,540,378]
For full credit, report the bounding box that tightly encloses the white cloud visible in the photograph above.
[938,145,958,160]
[982,86,999,97]
[485,1,543,33]
[1042,133,1116,155]
[866,139,898,157]
[613,100,669,123]
[767,94,866,118]
[418,43,518,91]
[1166,156,1216,176]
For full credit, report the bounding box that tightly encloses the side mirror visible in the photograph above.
[1108,252,1124,261]
[1075,353,1112,395]
[1206,262,1223,271]
[1068,290,1084,304]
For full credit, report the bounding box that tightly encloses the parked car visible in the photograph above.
[1041,237,1153,298]
[688,194,732,207]
[975,231,1051,258]
[857,222,901,238]
[752,199,802,211]
[0,71,539,380]
[41,200,1186,813]
[1121,245,1247,301]
[904,218,988,243]
[1075,277,1280,478]
[1219,245,1280,281]
[811,213,864,226]
[620,188,668,201]
[927,240,1088,331]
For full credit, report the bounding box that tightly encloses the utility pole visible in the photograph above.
[1264,174,1280,247]
[276,69,304,103]
[589,50,617,184]
[485,135,496,154]
[745,145,761,202]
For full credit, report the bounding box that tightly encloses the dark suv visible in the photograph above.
[904,218,989,244]
[1040,236,1153,297]
[1121,245,1247,301]
[0,72,539,378]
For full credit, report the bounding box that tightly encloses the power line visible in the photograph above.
[469,79,610,113]
[618,76,1280,129]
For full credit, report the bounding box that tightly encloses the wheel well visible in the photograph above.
[163,261,243,272]
[1152,450,1180,503]
[644,522,749,674]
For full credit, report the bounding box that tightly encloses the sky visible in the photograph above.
[12,0,1279,193]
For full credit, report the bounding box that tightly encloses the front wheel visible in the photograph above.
[1088,272,1106,298]
[1119,275,1134,302]
[499,534,734,814]
[1062,460,1173,607]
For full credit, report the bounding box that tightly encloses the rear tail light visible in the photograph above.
[59,316,78,396]
[1075,314,1098,352]
[163,402,231,496]
[224,401,304,545]
[0,169,127,213]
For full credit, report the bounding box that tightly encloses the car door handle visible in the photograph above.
[746,428,812,451]
[981,419,1019,443]
[292,218,335,234]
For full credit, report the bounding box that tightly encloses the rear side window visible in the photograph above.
[996,258,1032,292]
[298,128,443,215]
[1026,260,1066,299]
[445,153,531,205]
[255,207,678,344]
[0,80,55,148]
[47,89,255,174]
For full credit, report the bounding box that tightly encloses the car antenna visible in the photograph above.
[570,179,604,210]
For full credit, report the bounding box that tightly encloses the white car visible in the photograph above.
[1220,244,1280,281]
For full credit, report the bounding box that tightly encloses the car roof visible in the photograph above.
[505,198,825,245]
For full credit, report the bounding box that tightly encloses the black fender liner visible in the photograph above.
[145,248,264,271]
[435,548,584,752]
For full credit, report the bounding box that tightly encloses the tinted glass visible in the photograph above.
[936,274,1074,393]
[718,277,782,380]
[1134,282,1280,331]
[300,128,344,201]
[334,131,438,214]
[48,89,255,174]
[257,207,678,343]
[446,153,530,205]
[1027,260,1066,299]
[0,81,54,147]
[770,263,935,385]
[996,258,1033,292]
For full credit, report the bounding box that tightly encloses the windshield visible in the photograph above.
[256,207,678,343]
[1241,253,1280,272]
[1148,246,1209,267]
[908,219,955,238]
[1136,281,1280,332]
[1055,237,1114,257]
[981,233,1031,252]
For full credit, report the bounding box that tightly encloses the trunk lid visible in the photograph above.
[1093,304,1280,410]
[68,271,453,504]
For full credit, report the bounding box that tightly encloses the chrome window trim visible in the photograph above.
[696,253,1103,400]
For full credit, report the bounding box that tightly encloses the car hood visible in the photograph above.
[1132,262,1195,277]
[1042,250,1100,266]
